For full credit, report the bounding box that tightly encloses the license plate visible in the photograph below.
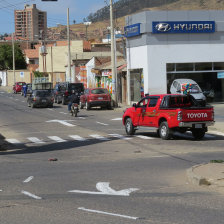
[42,100,47,102]
[195,124,202,128]
[98,97,103,100]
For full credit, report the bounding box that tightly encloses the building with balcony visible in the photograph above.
[14,4,47,41]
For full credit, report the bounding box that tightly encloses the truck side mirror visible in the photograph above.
[132,103,137,108]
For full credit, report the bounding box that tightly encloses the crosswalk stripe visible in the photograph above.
[108,134,131,140]
[89,134,109,141]
[48,136,67,142]
[6,138,21,144]
[136,135,155,140]
[69,135,87,141]
[27,137,45,144]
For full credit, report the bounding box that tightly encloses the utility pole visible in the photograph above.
[12,33,15,84]
[67,8,71,82]
[110,0,117,106]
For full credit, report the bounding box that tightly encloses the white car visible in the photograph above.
[170,79,206,106]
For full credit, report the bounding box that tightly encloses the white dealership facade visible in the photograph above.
[125,11,224,104]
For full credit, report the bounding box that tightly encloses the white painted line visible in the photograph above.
[111,118,122,121]
[15,99,19,101]
[209,131,224,136]
[46,119,76,127]
[47,109,54,111]
[23,176,34,183]
[60,112,68,115]
[136,135,155,140]
[6,138,21,144]
[48,136,67,142]
[90,134,109,141]
[69,135,87,141]
[22,101,25,102]
[96,121,109,126]
[78,207,139,220]
[78,117,86,120]
[108,134,131,140]
[0,189,2,192]
[27,137,45,144]
[21,190,42,200]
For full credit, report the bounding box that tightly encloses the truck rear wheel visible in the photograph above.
[125,118,136,135]
[192,128,205,140]
[159,121,172,140]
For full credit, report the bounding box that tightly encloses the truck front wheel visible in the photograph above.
[159,121,172,140]
[192,128,205,140]
[125,118,136,135]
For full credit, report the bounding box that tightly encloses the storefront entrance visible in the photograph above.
[130,69,144,102]
[167,62,224,102]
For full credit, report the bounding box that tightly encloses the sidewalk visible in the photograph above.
[187,163,224,189]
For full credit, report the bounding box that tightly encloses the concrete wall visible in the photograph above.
[0,71,7,86]
[7,70,31,86]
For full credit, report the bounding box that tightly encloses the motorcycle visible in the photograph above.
[71,103,79,117]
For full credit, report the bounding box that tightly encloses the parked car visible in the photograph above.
[170,79,206,106]
[21,83,32,96]
[13,82,26,94]
[80,88,112,110]
[27,90,54,108]
[53,82,84,105]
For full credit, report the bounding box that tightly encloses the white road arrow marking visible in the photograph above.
[96,121,109,126]
[46,119,76,127]
[68,182,139,196]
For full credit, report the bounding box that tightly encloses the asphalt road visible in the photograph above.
[1,90,224,224]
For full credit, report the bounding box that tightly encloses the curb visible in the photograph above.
[186,164,212,186]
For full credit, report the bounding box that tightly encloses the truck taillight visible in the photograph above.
[212,111,214,120]
[177,111,182,121]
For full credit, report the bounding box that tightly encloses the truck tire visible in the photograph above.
[192,128,205,140]
[86,102,90,110]
[159,121,172,140]
[80,101,84,109]
[125,118,136,135]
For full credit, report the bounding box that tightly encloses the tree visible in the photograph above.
[0,44,27,70]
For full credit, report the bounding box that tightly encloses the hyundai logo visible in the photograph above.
[155,23,171,32]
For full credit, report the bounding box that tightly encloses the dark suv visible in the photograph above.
[53,82,84,105]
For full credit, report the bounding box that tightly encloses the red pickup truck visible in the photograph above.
[122,94,215,140]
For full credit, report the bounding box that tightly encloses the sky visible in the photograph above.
[0,0,109,35]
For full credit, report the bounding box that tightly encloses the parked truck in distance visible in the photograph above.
[123,94,215,140]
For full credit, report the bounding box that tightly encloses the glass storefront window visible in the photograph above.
[130,69,143,102]
[167,64,175,72]
[176,63,193,71]
[214,62,224,70]
[195,63,212,71]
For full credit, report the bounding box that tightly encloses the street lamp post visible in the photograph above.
[84,22,92,40]
[67,8,71,82]
[12,33,15,84]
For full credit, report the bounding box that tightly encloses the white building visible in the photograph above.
[125,11,224,104]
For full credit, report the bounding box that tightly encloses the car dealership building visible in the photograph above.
[125,10,224,104]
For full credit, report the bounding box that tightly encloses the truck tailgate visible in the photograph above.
[181,108,213,122]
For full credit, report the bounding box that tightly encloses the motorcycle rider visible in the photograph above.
[68,89,80,112]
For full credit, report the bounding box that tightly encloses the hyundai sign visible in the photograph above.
[152,21,215,34]
[124,23,141,37]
